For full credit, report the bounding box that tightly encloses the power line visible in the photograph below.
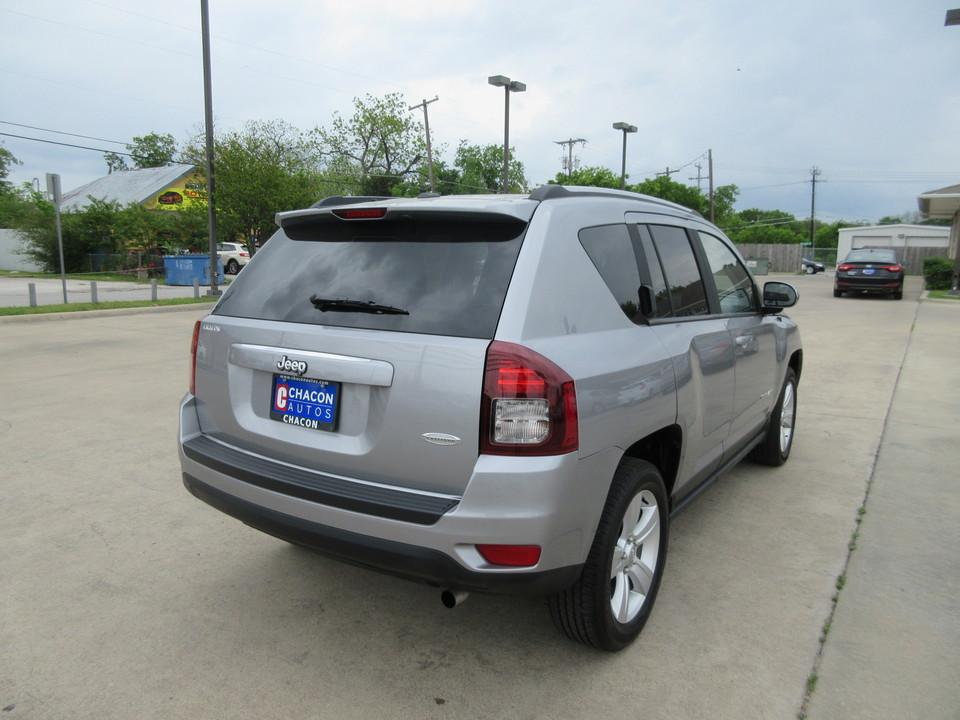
[0,132,132,156]
[0,120,127,146]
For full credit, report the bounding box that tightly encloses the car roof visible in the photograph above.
[276,185,703,228]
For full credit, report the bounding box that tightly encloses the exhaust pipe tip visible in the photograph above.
[441,588,469,609]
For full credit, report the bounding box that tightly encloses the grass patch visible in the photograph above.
[927,289,960,300]
[0,270,158,284]
[0,296,217,316]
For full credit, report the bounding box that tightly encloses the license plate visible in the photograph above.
[270,374,339,431]
[863,268,875,275]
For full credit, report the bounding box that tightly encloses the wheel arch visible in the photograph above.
[621,425,682,504]
[789,348,803,383]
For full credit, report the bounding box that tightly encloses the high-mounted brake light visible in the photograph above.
[332,208,388,220]
[480,341,578,456]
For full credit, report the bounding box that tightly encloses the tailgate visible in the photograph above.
[191,317,490,496]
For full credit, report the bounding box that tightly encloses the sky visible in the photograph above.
[2,0,959,225]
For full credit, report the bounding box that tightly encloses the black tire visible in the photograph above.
[805,266,815,274]
[833,288,842,298]
[226,259,240,275]
[893,288,903,300]
[549,459,669,651]
[750,368,797,466]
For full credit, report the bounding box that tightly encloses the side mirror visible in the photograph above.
[762,281,798,312]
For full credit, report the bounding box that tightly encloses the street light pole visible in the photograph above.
[612,122,637,190]
[200,0,220,296]
[488,75,526,193]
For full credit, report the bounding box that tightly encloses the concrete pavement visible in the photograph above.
[805,297,960,719]
[1,273,957,719]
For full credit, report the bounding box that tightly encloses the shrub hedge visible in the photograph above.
[923,257,956,290]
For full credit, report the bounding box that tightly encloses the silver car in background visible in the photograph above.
[179,185,802,650]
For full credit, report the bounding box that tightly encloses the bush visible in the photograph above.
[923,257,956,290]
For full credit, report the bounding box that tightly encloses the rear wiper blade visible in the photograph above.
[309,295,409,315]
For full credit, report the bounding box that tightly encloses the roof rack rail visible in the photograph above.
[310,195,392,209]
[528,184,704,218]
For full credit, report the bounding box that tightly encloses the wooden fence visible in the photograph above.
[734,244,948,275]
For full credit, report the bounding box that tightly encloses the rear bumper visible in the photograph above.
[178,395,609,595]
[182,473,580,594]
[835,278,902,293]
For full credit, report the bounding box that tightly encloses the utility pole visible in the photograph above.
[554,138,586,181]
[708,149,715,223]
[409,96,439,193]
[810,166,821,254]
[45,173,67,303]
[689,163,704,189]
[656,167,679,178]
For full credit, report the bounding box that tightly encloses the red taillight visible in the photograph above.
[497,365,547,395]
[837,264,854,271]
[883,265,902,272]
[189,319,202,395]
[332,208,388,219]
[240,252,249,258]
[476,544,542,567]
[480,341,578,456]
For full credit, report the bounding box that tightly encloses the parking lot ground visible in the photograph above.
[805,295,960,720]
[1,273,957,719]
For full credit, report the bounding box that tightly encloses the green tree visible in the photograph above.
[313,93,426,196]
[631,175,708,214]
[548,165,621,189]
[1,144,29,227]
[15,197,121,272]
[1,144,21,193]
[452,141,528,193]
[186,119,325,247]
[103,132,179,173]
[723,209,808,245]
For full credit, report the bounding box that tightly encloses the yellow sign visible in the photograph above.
[145,172,208,212]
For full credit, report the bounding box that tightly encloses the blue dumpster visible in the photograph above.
[163,255,224,286]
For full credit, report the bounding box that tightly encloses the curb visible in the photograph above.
[0,302,213,325]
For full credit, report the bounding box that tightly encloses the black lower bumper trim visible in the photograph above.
[182,434,457,525]
[183,474,581,595]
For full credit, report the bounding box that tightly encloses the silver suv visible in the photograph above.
[179,186,801,650]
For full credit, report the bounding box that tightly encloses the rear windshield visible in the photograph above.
[844,249,898,263]
[212,213,526,339]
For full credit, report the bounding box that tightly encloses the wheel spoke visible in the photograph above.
[611,573,632,623]
[620,495,643,541]
[633,497,659,545]
[626,556,656,597]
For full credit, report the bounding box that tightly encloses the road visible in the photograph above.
[1,273,957,719]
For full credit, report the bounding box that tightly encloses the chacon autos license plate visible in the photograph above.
[270,374,339,431]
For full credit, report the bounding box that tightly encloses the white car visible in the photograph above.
[216,242,250,274]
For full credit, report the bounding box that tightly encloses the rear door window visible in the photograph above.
[646,225,709,318]
[212,214,526,339]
